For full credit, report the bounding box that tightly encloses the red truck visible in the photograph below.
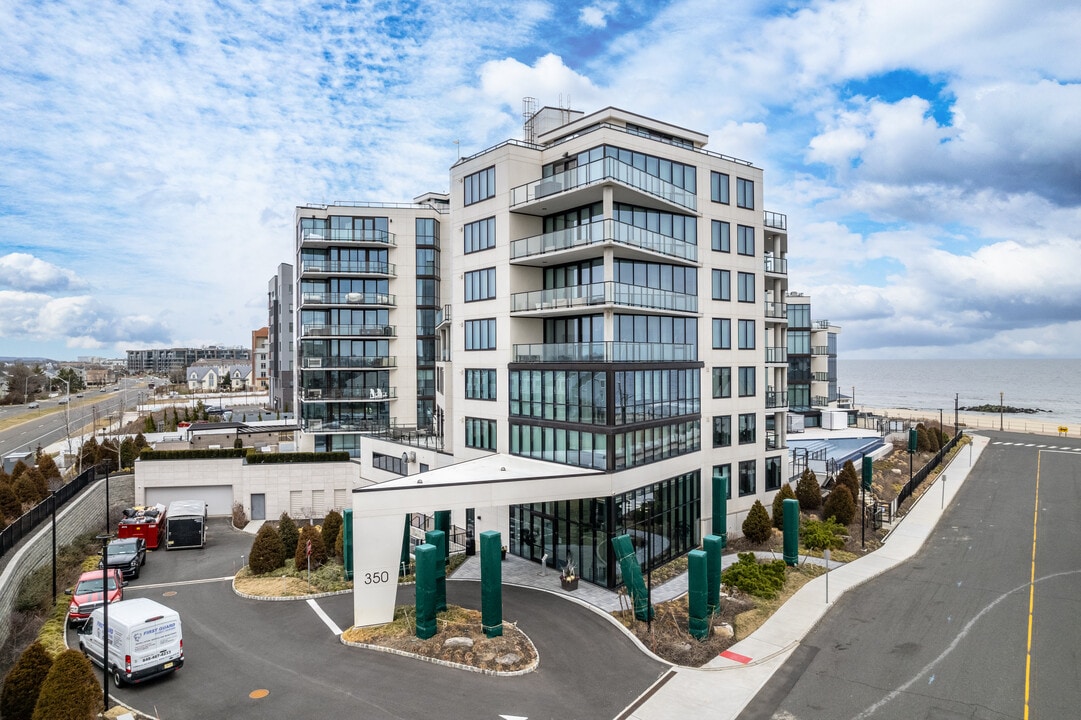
[117,504,167,550]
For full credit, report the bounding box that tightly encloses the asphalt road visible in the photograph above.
[739,431,1081,720]
[72,519,665,720]
[0,384,140,459]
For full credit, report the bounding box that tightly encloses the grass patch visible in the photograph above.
[732,564,825,639]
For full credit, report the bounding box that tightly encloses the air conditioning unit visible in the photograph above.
[308,358,323,368]
[309,389,322,399]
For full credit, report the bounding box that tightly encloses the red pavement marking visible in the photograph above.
[719,650,752,664]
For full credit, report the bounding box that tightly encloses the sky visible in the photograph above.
[1,0,1079,361]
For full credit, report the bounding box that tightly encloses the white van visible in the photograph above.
[78,597,184,686]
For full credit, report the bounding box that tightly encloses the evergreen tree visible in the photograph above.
[796,468,822,510]
[294,524,328,570]
[278,513,299,560]
[10,460,28,481]
[0,484,21,520]
[916,424,930,452]
[133,432,148,449]
[322,510,343,560]
[30,649,100,720]
[741,499,773,544]
[24,468,48,502]
[78,437,100,472]
[926,424,941,452]
[823,484,856,525]
[248,523,285,574]
[171,407,180,431]
[120,437,137,469]
[771,483,798,529]
[1,641,53,720]
[14,476,38,506]
[34,454,60,482]
[836,460,860,499]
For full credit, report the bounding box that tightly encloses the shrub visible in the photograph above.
[34,454,60,482]
[796,468,822,510]
[14,476,38,506]
[823,484,855,525]
[231,502,249,529]
[0,483,21,520]
[248,523,285,575]
[721,552,787,599]
[1,641,53,720]
[741,500,773,544]
[278,513,299,560]
[233,438,244,449]
[801,517,847,551]
[30,649,100,720]
[916,424,930,452]
[771,483,797,529]
[294,524,328,570]
[335,520,345,559]
[321,510,343,561]
[836,460,860,499]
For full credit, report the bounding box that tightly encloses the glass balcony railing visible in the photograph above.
[763,211,787,231]
[301,356,395,369]
[766,387,788,408]
[299,261,395,276]
[764,301,788,319]
[301,228,396,245]
[510,156,697,211]
[302,324,395,337]
[435,304,451,328]
[765,346,788,363]
[510,219,697,262]
[764,255,787,274]
[299,292,396,306]
[303,387,396,401]
[811,346,831,355]
[513,341,697,363]
[510,281,697,314]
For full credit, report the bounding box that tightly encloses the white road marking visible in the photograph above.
[136,576,234,590]
[307,598,343,636]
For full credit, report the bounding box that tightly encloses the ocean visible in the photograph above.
[838,358,1081,427]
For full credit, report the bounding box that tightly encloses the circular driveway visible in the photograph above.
[73,519,665,720]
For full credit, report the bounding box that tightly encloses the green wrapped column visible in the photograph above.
[425,529,447,612]
[480,530,503,638]
[415,543,438,639]
[399,513,411,576]
[611,534,653,621]
[703,534,723,615]
[687,549,709,640]
[782,498,799,566]
[343,508,354,580]
[712,471,728,547]
[434,510,451,563]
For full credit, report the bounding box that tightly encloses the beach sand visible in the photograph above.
[861,407,1075,439]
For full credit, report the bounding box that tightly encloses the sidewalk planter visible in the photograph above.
[560,576,578,591]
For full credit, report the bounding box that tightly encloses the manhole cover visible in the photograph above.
[249,689,270,699]
[162,591,177,597]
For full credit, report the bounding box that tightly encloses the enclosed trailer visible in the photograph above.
[165,500,207,550]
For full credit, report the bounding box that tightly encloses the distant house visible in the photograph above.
[185,363,252,392]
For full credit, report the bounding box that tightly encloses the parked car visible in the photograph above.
[98,537,147,579]
[76,393,84,398]
[26,401,39,408]
[66,569,125,627]
[57,397,69,404]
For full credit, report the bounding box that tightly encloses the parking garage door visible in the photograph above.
[146,485,233,517]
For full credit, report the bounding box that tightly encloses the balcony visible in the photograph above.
[299,291,395,308]
[300,228,396,245]
[303,387,396,401]
[512,341,697,363]
[301,356,395,369]
[813,372,836,382]
[811,346,831,356]
[301,324,395,338]
[435,304,451,329]
[510,219,697,264]
[766,387,788,409]
[511,281,697,315]
[300,261,395,276]
[301,418,389,433]
[766,430,781,450]
[764,255,787,275]
[763,211,787,231]
[764,301,788,320]
[510,156,697,213]
[765,346,788,364]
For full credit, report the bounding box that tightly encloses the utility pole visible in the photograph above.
[999,391,1004,431]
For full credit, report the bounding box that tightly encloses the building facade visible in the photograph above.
[785,291,842,429]
[251,327,270,391]
[126,347,250,376]
[294,106,791,588]
[267,263,295,413]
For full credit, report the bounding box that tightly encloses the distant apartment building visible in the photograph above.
[289,105,791,588]
[267,263,295,412]
[126,347,251,376]
[252,327,270,391]
[785,292,842,428]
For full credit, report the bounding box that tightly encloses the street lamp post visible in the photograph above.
[999,391,1004,431]
[95,532,112,713]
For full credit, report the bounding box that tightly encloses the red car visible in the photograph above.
[66,569,124,627]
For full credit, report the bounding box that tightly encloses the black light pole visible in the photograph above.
[51,491,57,603]
[646,506,653,632]
[999,391,1004,431]
[955,393,959,437]
[104,466,111,533]
[95,532,112,712]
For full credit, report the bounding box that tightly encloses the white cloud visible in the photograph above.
[0,253,86,292]
[580,2,617,29]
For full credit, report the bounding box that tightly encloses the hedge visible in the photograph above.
[138,449,350,463]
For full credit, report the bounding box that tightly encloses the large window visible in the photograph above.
[738,413,756,444]
[465,417,497,450]
[465,369,497,400]
[737,272,755,303]
[711,220,730,253]
[465,268,496,302]
[464,166,495,205]
[712,269,730,301]
[465,319,496,350]
[510,369,607,425]
[765,456,782,491]
[737,225,755,256]
[738,367,755,397]
[712,318,731,349]
[614,259,696,294]
[712,415,731,447]
[614,203,697,244]
[614,420,701,470]
[711,171,730,204]
[712,367,731,398]
[509,423,608,470]
[738,319,755,349]
[712,464,732,499]
[465,217,496,254]
[736,177,754,209]
[739,459,756,496]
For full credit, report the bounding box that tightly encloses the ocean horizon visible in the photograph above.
[838,358,1081,426]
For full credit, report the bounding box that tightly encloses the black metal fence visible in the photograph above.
[0,466,97,559]
[895,431,963,509]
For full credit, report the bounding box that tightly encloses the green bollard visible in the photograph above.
[688,549,709,640]
[415,543,438,639]
[424,529,447,612]
[611,534,653,622]
[712,471,728,547]
[480,530,503,638]
[782,498,799,566]
[703,534,723,615]
[434,510,451,563]
[343,508,354,580]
